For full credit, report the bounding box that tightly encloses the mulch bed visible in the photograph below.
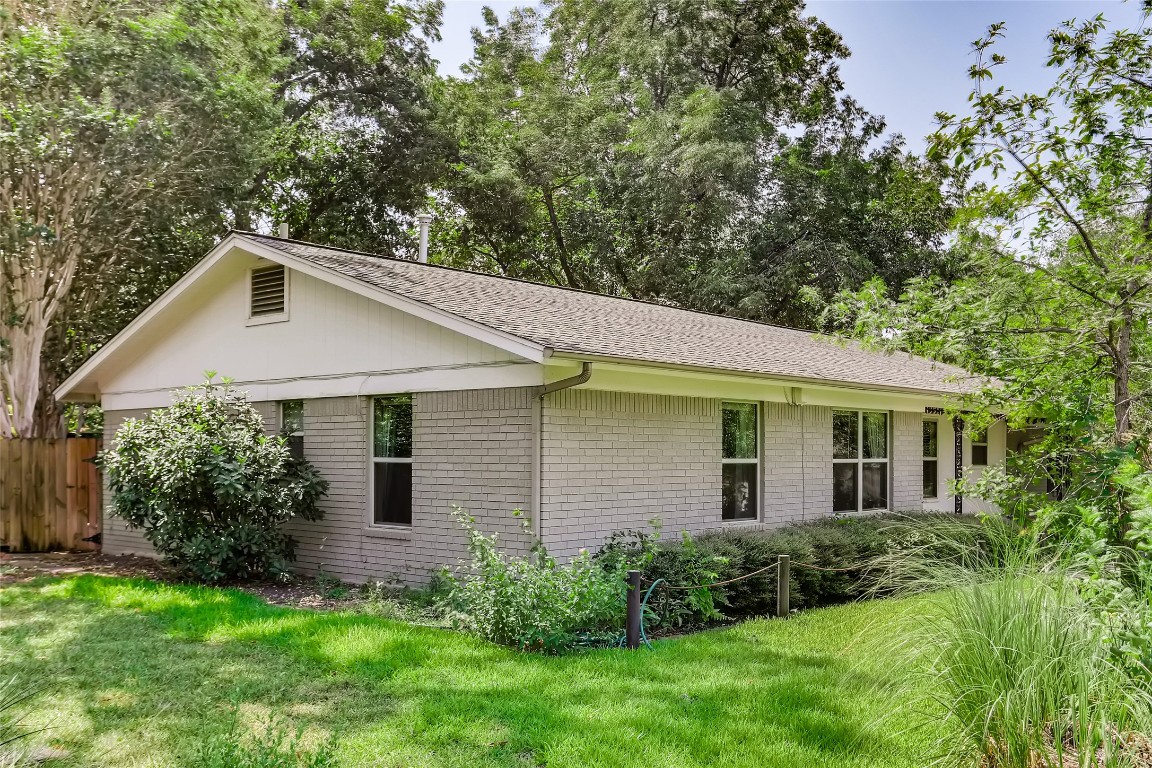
[0,551,365,611]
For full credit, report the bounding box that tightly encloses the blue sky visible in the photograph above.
[430,1,1147,151]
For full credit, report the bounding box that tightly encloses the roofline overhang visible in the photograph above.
[545,349,987,401]
[54,233,550,401]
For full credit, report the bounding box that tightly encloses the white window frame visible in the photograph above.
[280,400,305,458]
[246,264,290,326]
[832,409,891,514]
[721,400,761,523]
[368,394,413,529]
[970,429,989,467]
[922,418,939,500]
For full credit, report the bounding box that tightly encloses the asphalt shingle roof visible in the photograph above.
[242,233,980,396]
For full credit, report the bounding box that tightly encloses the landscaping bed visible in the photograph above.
[0,553,367,612]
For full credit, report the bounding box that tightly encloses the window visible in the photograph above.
[923,420,939,498]
[970,429,988,466]
[833,410,889,513]
[250,265,286,318]
[722,402,758,521]
[281,400,304,459]
[371,396,412,526]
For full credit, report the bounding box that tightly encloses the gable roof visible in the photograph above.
[234,233,980,397]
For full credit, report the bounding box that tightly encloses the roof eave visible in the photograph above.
[546,349,987,400]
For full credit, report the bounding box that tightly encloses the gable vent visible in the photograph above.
[250,265,286,316]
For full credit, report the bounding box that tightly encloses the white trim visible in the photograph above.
[721,400,760,522]
[548,350,981,400]
[832,409,891,514]
[922,417,940,500]
[237,237,547,363]
[247,264,290,325]
[99,361,543,411]
[54,233,548,401]
[368,394,413,529]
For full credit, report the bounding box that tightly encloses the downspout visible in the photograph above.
[531,362,592,540]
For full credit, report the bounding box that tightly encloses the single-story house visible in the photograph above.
[56,231,1001,583]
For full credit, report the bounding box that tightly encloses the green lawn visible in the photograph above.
[0,576,943,768]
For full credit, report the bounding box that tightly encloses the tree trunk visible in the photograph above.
[1113,300,1134,443]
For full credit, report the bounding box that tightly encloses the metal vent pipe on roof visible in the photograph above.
[278,222,289,238]
[416,213,433,263]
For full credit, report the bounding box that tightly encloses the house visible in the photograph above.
[55,232,1001,583]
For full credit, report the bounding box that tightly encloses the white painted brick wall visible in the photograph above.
[284,391,535,583]
[101,408,158,557]
[892,410,925,511]
[540,390,721,560]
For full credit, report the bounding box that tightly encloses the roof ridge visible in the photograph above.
[234,230,835,342]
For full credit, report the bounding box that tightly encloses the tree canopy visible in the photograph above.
[831,15,1152,536]
[433,0,960,327]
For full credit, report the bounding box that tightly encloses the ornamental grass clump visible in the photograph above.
[101,377,328,583]
[875,517,1152,768]
[445,508,628,652]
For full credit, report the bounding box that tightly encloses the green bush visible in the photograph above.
[599,513,1007,627]
[101,379,328,583]
[445,508,628,652]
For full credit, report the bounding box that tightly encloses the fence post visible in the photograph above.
[626,569,642,649]
[776,555,790,618]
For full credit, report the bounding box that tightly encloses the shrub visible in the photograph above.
[102,378,328,583]
[920,576,1146,768]
[445,508,628,652]
[599,513,1008,627]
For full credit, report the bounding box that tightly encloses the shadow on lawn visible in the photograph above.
[3,575,909,767]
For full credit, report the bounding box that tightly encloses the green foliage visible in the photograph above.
[922,578,1145,768]
[434,0,958,328]
[875,516,1152,768]
[0,0,283,435]
[0,676,44,768]
[101,379,328,583]
[249,0,448,253]
[194,714,335,768]
[445,508,628,652]
[601,514,1003,628]
[829,12,1152,537]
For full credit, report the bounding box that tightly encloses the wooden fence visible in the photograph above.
[0,438,102,553]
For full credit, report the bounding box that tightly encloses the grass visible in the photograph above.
[0,575,942,768]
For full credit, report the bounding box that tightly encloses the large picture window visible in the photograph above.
[833,410,889,513]
[371,395,412,526]
[722,402,758,521]
[923,420,939,498]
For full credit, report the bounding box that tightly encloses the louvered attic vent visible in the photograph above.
[250,265,286,316]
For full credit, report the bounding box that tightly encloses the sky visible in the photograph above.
[430,0,1148,152]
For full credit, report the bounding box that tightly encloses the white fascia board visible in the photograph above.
[548,352,972,405]
[55,234,548,402]
[544,356,955,412]
[236,237,547,363]
[102,361,545,412]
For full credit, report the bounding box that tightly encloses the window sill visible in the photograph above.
[246,312,289,327]
[362,525,412,541]
[721,518,762,528]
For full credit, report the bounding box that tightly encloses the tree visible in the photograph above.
[102,379,328,582]
[239,0,448,254]
[433,0,958,327]
[11,0,447,438]
[0,0,281,437]
[830,14,1152,533]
